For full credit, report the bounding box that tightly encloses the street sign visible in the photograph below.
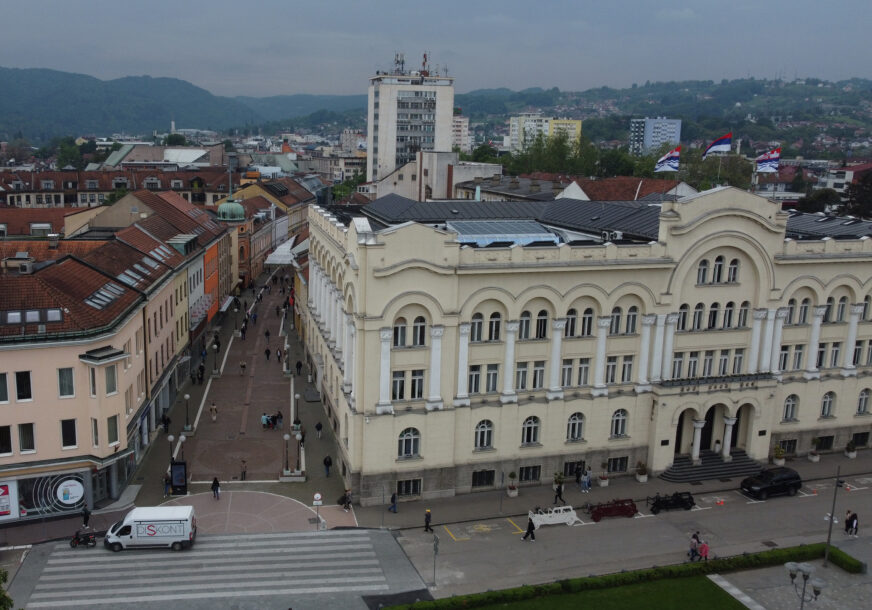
[313,492,322,506]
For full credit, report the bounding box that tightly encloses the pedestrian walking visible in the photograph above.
[315,421,323,439]
[162,414,171,433]
[688,532,700,562]
[276,305,281,317]
[424,508,433,532]
[522,516,536,541]
[323,455,333,477]
[265,329,270,344]
[239,360,247,376]
[210,401,218,422]
[296,360,303,376]
[299,427,306,447]
[163,474,171,497]
[553,482,566,505]
[582,467,592,493]
[699,540,710,561]
[81,506,91,528]
[264,348,271,361]
[276,348,282,363]
[276,412,283,430]
[389,492,398,513]
[343,489,352,512]
[262,413,268,429]
[240,459,247,481]
[211,477,221,500]
[252,312,258,325]
[847,511,859,537]
[241,326,247,341]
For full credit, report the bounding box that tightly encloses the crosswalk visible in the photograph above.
[24,530,406,608]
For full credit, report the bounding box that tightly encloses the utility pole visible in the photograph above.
[823,465,844,567]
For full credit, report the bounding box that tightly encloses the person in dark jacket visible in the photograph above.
[522,516,536,541]
[424,509,433,532]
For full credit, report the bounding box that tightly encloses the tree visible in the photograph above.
[797,188,841,213]
[56,141,83,169]
[164,133,187,146]
[105,188,129,205]
[0,568,13,610]
[840,172,872,218]
[223,139,235,152]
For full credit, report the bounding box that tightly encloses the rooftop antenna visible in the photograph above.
[394,52,405,74]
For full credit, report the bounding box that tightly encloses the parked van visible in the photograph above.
[104,506,197,552]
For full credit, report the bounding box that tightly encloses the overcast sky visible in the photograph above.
[3,1,870,97]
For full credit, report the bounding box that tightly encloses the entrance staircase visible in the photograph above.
[658,449,763,483]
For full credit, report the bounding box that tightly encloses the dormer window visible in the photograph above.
[41,180,55,190]
[144,178,160,190]
[86,180,99,190]
[112,179,129,189]
[171,180,183,189]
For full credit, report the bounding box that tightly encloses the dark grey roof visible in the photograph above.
[455,176,563,201]
[785,212,872,239]
[364,195,550,224]
[540,199,661,240]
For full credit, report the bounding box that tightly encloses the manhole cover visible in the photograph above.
[719,478,732,482]
[762,540,778,548]
[690,481,703,486]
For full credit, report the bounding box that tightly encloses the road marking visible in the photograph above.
[691,506,712,511]
[734,490,764,504]
[634,512,655,518]
[506,518,525,534]
[441,525,469,541]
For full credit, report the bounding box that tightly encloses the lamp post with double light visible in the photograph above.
[295,432,302,472]
[183,393,191,431]
[785,562,825,610]
[283,433,291,475]
[167,434,175,465]
[212,342,219,376]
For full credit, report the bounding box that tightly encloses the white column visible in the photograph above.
[636,314,655,392]
[347,324,357,405]
[759,309,776,373]
[342,313,354,392]
[690,419,706,465]
[804,305,827,379]
[747,309,766,374]
[335,300,344,355]
[426,325,444,410]
[327,287,337,343]
[592,317,610,397]
[500,321,519,404]
[309,264,318,311]
[454,323,471,407]
[650,314,666,383]
[317,270,326,323]
[660,313,679,381]
[721,417,737,462]
[842,304,863,376]
[376,328,393,414]
[769,308,787,375]
[547,319,567,400]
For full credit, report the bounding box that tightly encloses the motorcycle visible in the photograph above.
[70,530,97,548]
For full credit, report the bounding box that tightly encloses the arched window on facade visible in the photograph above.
[783,395,798,421]
[824,297,835,323]
[786,299,796,325]
[723,302,735,328]
[708,302,720,329]
[692,303,705,331]
[470,313,483,342]
[626,306,638,334]
[566,412,585,441]
[474,420,493,449]
[392,317,407,347]
[798,298,811,324]
[610,409,628,437]
[821,391,835,418]
[581,308,594,336]
[712,256,725,283]
[488,313,501,341]
[837,296,848,323]
[535,310,548,339]
[858,389,870,415]
[521,416,540,445]
[398,427,420,457]
[565,309,577,337]
[697,260,709,284]
[677,304,689,331]
[865,296,872,321]
[738,301,750,327]
[518,311,531,339]
[727,258,740,283]
[609,307,622,335]
[412,316,426,346]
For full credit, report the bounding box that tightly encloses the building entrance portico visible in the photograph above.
[673,402,752,464]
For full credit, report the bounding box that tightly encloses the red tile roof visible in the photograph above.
[0,240,105,263]
[0,207,78,235]
[80,240,173,292]
[574,176,681,201]
[115,225,186,268]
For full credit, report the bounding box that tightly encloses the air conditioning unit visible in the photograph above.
[601,230,623,242]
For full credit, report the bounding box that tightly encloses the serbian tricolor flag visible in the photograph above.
[755,147,781,173]
[702,132,732,159]
[654,146,680,172]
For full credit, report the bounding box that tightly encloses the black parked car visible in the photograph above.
[647,492,695,514]
[740,467,802,500]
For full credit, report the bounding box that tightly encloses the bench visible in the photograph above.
[528,505,583,529]
[589,498,638,522]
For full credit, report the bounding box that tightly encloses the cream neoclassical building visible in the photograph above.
[303,187,872,505]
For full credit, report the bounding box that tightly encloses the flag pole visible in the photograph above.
[717,155,722,184]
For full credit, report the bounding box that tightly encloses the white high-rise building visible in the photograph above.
[452,115,471,153]
[629,117,682,156]
[366,54,455,182]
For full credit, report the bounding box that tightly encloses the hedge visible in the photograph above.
[392,542,864,609]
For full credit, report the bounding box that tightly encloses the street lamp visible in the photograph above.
[212,342,219,376]
[179,434,186,462]
[294,393,301,426]
[785,562,825,609]
[295,432,302,472]
[167,434,175,465]
[183,393,191,431]
[283,433,291,474]
[234,307,239,330]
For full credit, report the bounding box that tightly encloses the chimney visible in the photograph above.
[474,176,483,184]
[510,177,520,189]
[529,180,540,193]
[491,173,501,185]
[48,233,60,249]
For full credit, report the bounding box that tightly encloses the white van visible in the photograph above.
[104,506,197,552]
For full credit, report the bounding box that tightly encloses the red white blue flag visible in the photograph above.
[702,132,732,159]
[755,147,781,173]
[654,146,681,172]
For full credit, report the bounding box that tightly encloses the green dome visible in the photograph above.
[217,198,245,221]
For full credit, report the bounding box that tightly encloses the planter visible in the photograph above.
[635,473,648,483]
[773,457,786,466]
[598,478,610,487]
[845,450,857,459]
[506,487,519,498]
[808,453,820,463]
